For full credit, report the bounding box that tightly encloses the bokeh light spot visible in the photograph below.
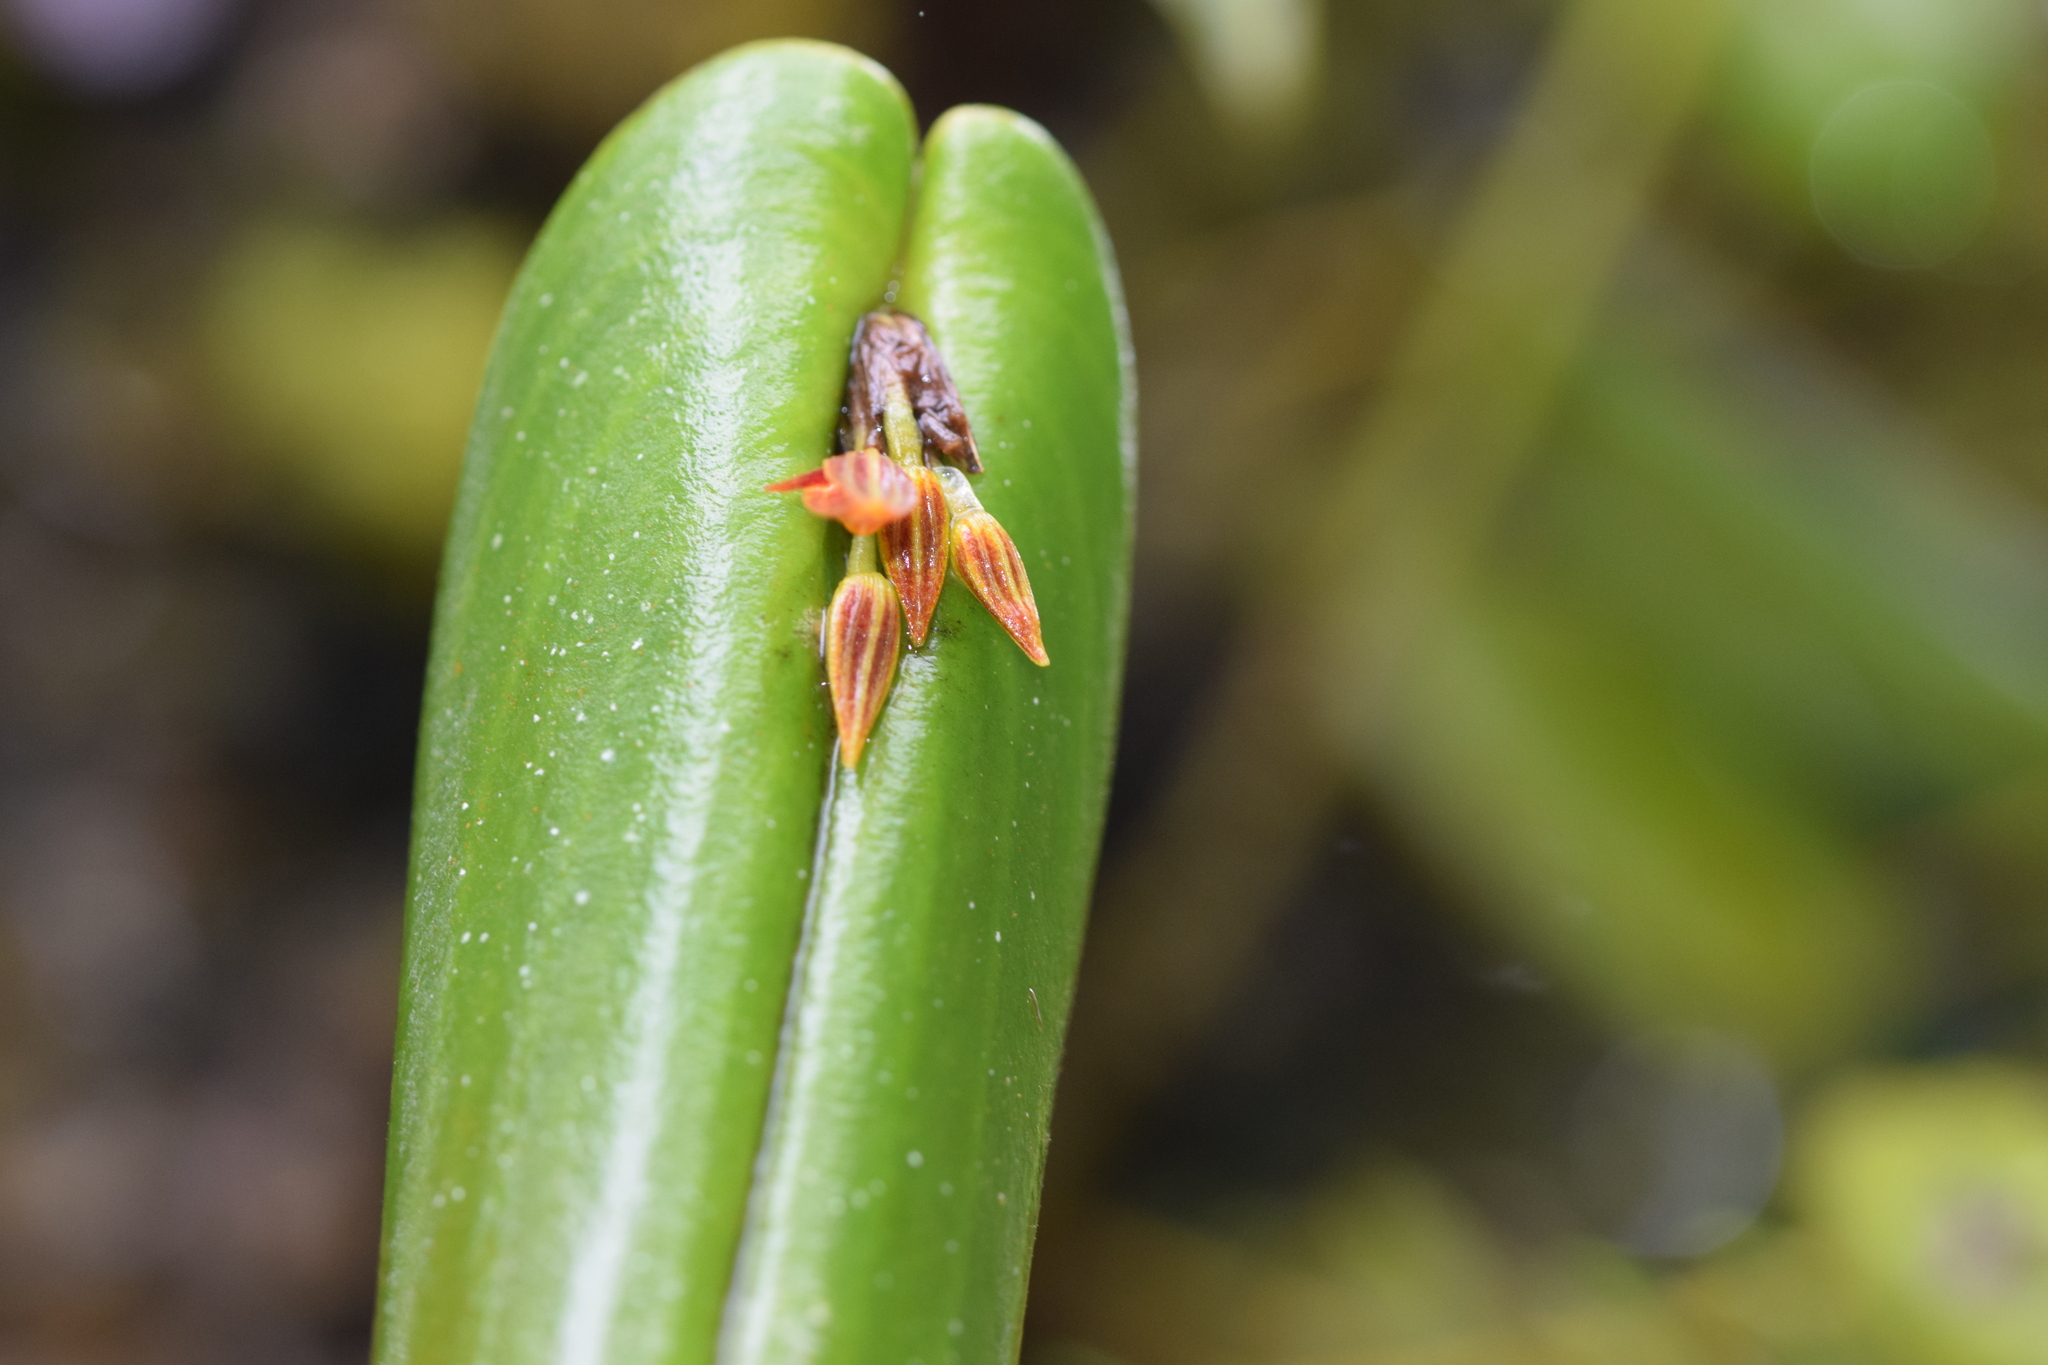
[1809,79,1996,269]
[1569,1032,1783,1259]
[4,0,233,96]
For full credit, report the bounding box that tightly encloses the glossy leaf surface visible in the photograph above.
[719,106,1133,1364]
[375,43,1132,1365]
[376,41,914,1365]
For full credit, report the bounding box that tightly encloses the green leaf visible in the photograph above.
[717,105,1134,1364]
[374,41,1132,1365]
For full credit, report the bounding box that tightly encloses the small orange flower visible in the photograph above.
[931,468,1046,666]
[824,570,902,766]
[880,466,949,647]
[952,509,1047,666]
[765,449,916,535]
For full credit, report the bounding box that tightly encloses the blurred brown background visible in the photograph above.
[5,0,2048,1361]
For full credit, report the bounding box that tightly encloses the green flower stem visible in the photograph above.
[883,382,924,467]
[846,531,880,576]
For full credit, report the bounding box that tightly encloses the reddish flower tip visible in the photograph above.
[880,467,949,647]
[766,449,916,535]
[763,467,830,493]
[825,571,903,766]
[951,509,1048,666]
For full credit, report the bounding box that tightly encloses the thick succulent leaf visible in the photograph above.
[376,41,915,1365]
[717,106,1134,1364]
[375,47,1133,1365]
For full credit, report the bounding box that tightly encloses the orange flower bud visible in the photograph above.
[951,509,1047,667]
[879,466,949,647]
[825,569,903,766]
[765,449,915,535]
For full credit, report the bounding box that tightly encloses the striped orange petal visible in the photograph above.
[765,449,916,535]
[951,509,1048,666]
[824,571,903,766]
[879,466,949,647]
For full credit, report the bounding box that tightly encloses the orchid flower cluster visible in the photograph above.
[767,309,1046,766]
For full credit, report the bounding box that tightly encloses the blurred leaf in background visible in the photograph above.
[1146,0,1323,146]
[397,0,884,137]
[1715,0,2033,249]
[1039,0,2048,1360]
[200,215,520,562]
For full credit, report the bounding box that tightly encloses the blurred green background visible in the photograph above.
[4,0,2048,1361]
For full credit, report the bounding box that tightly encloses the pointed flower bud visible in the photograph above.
[765,449,916,535]
[936,467,1048,666]
[880,465,949,647]
[842,310,982,473]
[825,560,903,767]
[954,512,1048,666]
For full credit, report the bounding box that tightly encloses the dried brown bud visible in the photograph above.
[879,466,950,647]
[825,569,903,766]
[951,509,1047,667]
[841,310,982,473]
[765,449,916,535]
